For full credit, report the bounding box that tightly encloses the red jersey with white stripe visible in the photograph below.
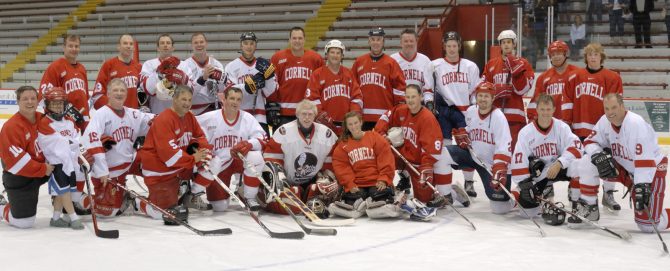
[464,105,512,167]
[352,53,406,122]
[82,106,154,179]
[183,56,225,115]
[270,49,324,116]
[305,65,363,122]
[225,57,277,124]
[432,57,481,112]
[481,56,534,123]
[391,52,434,102]
[263,121,336,185]
[37,116,82,181]
[526,64,579,121]
[511,118,583,183]
[196,109,266,166]
[40,58,90,128]
[374,105,443,170]
[331,131,396,192]
[584,111,665,184]
[91,57,142,110]
[138,109,209,184]
[139,57,194,114]
[562,67,623,138]
[0,112,46,178]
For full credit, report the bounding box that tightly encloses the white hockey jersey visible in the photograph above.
[263,121,337,185]
[391,52,434,102]
[196,109,266,167]
[224,57,278,124]
[464,105,512,167]
[82,105,154,178]
[432,57,481,112]
[37,116,82,181]
[511,118,583,183]
[139,57,194,114]
[183,56,225,115]
[584,111,666,184]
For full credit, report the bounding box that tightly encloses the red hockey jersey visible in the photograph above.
[270,49,324,116]
[91,57,142,109]
[0,112,47,178]
[305,65,363,122]
[40,58,90,129]
[352,53,406,122]
[481,55,534,124]
[331,132,395,192]
[527,64,579,120]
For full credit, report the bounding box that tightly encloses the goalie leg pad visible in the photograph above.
[365,197,401,219]
[328,198,367,218]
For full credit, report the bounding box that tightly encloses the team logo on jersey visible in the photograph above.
[25,132,30,140]
[111,71,118,77]
[278,59,287,65]
[206,125,217,131]
[175,129,181,134]
[294,152,318,183]
[105,120,112,126]
[658,162,667,171]
[278,127,286,135]
[60,71,67,77]
[326,129,332,138]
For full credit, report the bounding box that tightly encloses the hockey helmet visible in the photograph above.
[443,31,462,45]
[240,32,257,42]
[324,39,345,54]
[475,82,495,97]
[306,198,330,219]
[547,40,569,55]
[497,30,517,44]
[541,201,566,226]
[44,87,69,121]
[369,27,385,37]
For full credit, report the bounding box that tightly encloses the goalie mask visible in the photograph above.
[306,198,329,219]
[44,87,69,121]
[315,169,341,202]
[541,201,566,226]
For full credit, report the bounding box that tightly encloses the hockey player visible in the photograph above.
[330,111,398,219]
[136,85,211,224]
[270,27,324,126]
[570,93,669,232]
[443,82,516,214]
[40,34,90,131]
[0,86,54,229]
[510,93,583,223]
[262,99,338,214]
[183,32,228,115]
[432,31,481,198]
[375,85,470,208]
[352,27,406,131]
[562,43,623,212]
[390,29,434,109]
[526,40,578,121]
[91,34,142,110]
[37,87,85,229]
[192,87,267,212]
[139,34,193,114]
[481,30,534,151]
[225,32,278,135]
[83,78,154,217]
[306,39,363,135]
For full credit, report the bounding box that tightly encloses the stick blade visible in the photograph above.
[270,231,305,239]
[305,227,337,236]
[95,229,119,239]
[308,218,355,227]
[199,228,233,236]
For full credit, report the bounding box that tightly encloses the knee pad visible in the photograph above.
[518,206,541,219]
[365,197,401,219]
[636,223,656,234]
[210,199,230,212]
[490,200,515,215]
[328,198,367,219]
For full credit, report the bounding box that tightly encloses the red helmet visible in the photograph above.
[475,82,495,96]
[44,87,68,120]
[547,40,569,55]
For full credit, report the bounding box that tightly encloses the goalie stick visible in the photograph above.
[79,154,119,239]
[281,187,355,227]
[389,146,476,230]
[237,153,336,236]
[203,166,304,239]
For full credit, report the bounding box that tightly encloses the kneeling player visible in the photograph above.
[570,94,669,232]
[510,93,582,224]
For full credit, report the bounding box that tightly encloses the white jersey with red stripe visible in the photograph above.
[584,111,665,184]
[183,56,225,115]
[511,118,583,183]
[139,58,194,114]
[432,57,481,112]
[464,105,512,167]
[37,116,82,181]
[391,52,434,102]
[82,105,154,179]
[224,57,277,124]
[196,109,267,165]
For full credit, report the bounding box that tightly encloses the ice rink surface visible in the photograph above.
[1,119,669,271]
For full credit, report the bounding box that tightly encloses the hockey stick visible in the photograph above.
[78,154,119,239]
[389,146,476,230]
[203,166,304,239]
[537,197,632,241]
[237,153,335,236]
[644,208,669,254]
[281,186,355,227]
[465,147,546,237]
[112,182,232,236]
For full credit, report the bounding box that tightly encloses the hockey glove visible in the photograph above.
[517,178,540,208]
[231,141,253,159]
[590,148,618,178]
[528,156,545,179]
[243,73,266,94]
[255,57,276,80]
[137,87,149,106]
[157,56,181,74]
[504,53,526,78]
[163,69,189,86]
[633,183,651,211]
[490,163,508,191]
[315,111,336,131]
[265,102,281,128]
[133,136,145,150]
[493,83,512,101]
[65,105,85,124]
[101,136,117,151]
[186,141,199,155]
[452,127,471,149]
[419,168,434,188]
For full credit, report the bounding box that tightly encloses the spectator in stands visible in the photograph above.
[587,0,604,25]
[663,0,670,47]
[606,1,629,45]
[630,0,654,48]
[570,15,586,60]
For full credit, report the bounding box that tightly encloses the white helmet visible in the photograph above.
[324,39,345,54]
[497,30,517,44]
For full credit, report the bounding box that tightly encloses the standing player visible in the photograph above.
[91,34,142,110]
[375,85,470,208]
[390,29,433,110]
[0,86,54,229]
[352,27,406,130]
[481,30,534,150]
[83,79,154,217]
[136,86,210,224]
[40,35,90,131]
[225,32,278,135]
[510,93,583,222]
[270,27,324,126]
[570,94,669,232]
[562,43,623,212]
[432,31,482,197]
[306,39,363,135]
[183,32,226,115]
